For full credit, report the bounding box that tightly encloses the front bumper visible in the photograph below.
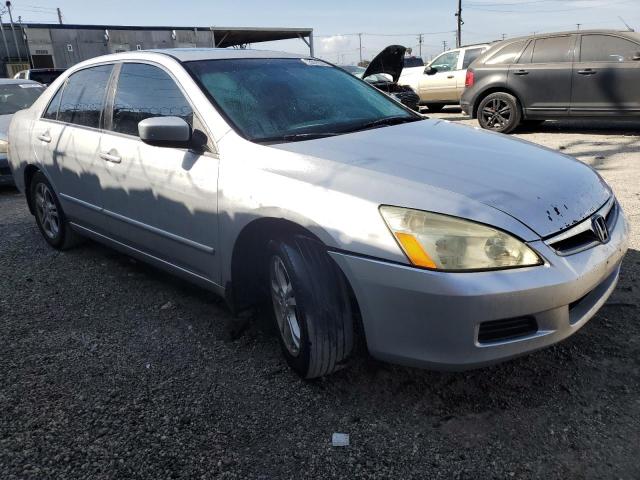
[0,154,14,186]
[330,208,629,370]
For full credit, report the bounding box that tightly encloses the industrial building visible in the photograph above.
[0,23,314,77]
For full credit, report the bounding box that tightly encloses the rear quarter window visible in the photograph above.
[485,41,527,65]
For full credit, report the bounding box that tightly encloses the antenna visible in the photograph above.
[618,16,634,32]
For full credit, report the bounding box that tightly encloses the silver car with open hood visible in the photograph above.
[7,49,628,378]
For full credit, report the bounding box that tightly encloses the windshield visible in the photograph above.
[186,58,418,143]
[0,83,45,115]
[340,65,366,77]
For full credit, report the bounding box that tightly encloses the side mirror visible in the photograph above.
[138,116,192,148]
[633,52,640,61]
[424,66,438,75]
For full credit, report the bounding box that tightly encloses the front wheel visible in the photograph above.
[477,92,522,134]
[268,235,354,378]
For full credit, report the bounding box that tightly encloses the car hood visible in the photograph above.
[271,119,611,238]
[363,45,406,83]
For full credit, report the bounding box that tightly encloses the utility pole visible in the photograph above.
[417,33,423,58]
[5,2,20,62]
[0,11,9,64]
[455,0,463,48]
[358,33,362,63]
[57,7,63,25]
[442,40,448,52]
[576,23,581,30]
[501,33,506,40]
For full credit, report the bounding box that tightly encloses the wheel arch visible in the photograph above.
[23,164,42,215]
[227,217,361,321]
[471,86,524,119]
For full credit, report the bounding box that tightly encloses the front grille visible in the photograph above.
[0,166,10,176]
[478,316,538,344]
[545,198,617,255]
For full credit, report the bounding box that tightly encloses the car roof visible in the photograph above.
[497,29,639,44]
[146,48,306,62]
[0,78,43,85]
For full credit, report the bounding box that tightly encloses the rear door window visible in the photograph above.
[462,48,485,69]
[580,35,640,62]
[531,36,574,63]
[485,41,527,65]
[110,63,193,137]
[57,64,113,128]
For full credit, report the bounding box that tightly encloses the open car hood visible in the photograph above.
[363,45,406,83]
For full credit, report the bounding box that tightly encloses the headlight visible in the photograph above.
[380,206,542,271]
[0,140,7,154]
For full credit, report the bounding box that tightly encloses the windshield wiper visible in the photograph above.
[258,132,341,144]
[347,115,422,133]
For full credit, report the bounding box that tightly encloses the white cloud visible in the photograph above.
[318,35,351,54]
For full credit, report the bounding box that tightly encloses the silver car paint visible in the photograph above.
[8,49,629,369]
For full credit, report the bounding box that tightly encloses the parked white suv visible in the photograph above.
[399,44,490,112]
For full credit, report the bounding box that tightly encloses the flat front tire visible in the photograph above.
[477,92,522,134]
[30,171,82,250]
[268,235,354,378]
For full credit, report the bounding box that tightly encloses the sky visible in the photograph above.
[7,0,640,64]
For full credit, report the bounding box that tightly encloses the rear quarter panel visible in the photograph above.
[7,108,38,192]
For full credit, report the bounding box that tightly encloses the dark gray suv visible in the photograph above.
[461,30,640,133]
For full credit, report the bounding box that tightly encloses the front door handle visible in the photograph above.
[577,69,597,75]
[37,133,51,143]
[99,151,122,164]
[447,75,455,79]
[513,69,529,75]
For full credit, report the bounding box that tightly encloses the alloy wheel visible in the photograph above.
[35,183,60,240]
[270,255,301,356]
[481,98,512,130]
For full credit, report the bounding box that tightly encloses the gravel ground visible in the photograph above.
[1,115,639,479]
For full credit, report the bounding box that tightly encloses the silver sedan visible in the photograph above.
[7,49,629,378]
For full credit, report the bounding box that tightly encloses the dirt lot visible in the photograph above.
[1,115,639,479]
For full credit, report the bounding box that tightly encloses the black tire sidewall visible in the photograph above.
[267,240,313,376]
[477,93,521,133]
[30,172,67,249]
[427,103,445,113]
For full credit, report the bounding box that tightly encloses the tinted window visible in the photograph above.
[43,86,63,120]
[580,35,640,62]
[463,48,484,69]
[430,51,460,71]
[0,83,44,115]
[518,40,534,64]
[404,57,424,67]
[532,36,573,63]
[112,63,193,136]
[58,65,113,128]
[186,58,415,143]
[486,41,527,65]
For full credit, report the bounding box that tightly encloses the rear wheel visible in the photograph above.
[30,171,82,250]
[477,92,522,134]
[268,235,353,378]
[426,103,445,113]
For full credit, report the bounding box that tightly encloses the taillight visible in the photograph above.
[465,69,475,88]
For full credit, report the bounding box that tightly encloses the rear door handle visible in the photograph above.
[577,69,597,75]
[513,69,529,75]
[37,133,51,143]
[99,151,121,164]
